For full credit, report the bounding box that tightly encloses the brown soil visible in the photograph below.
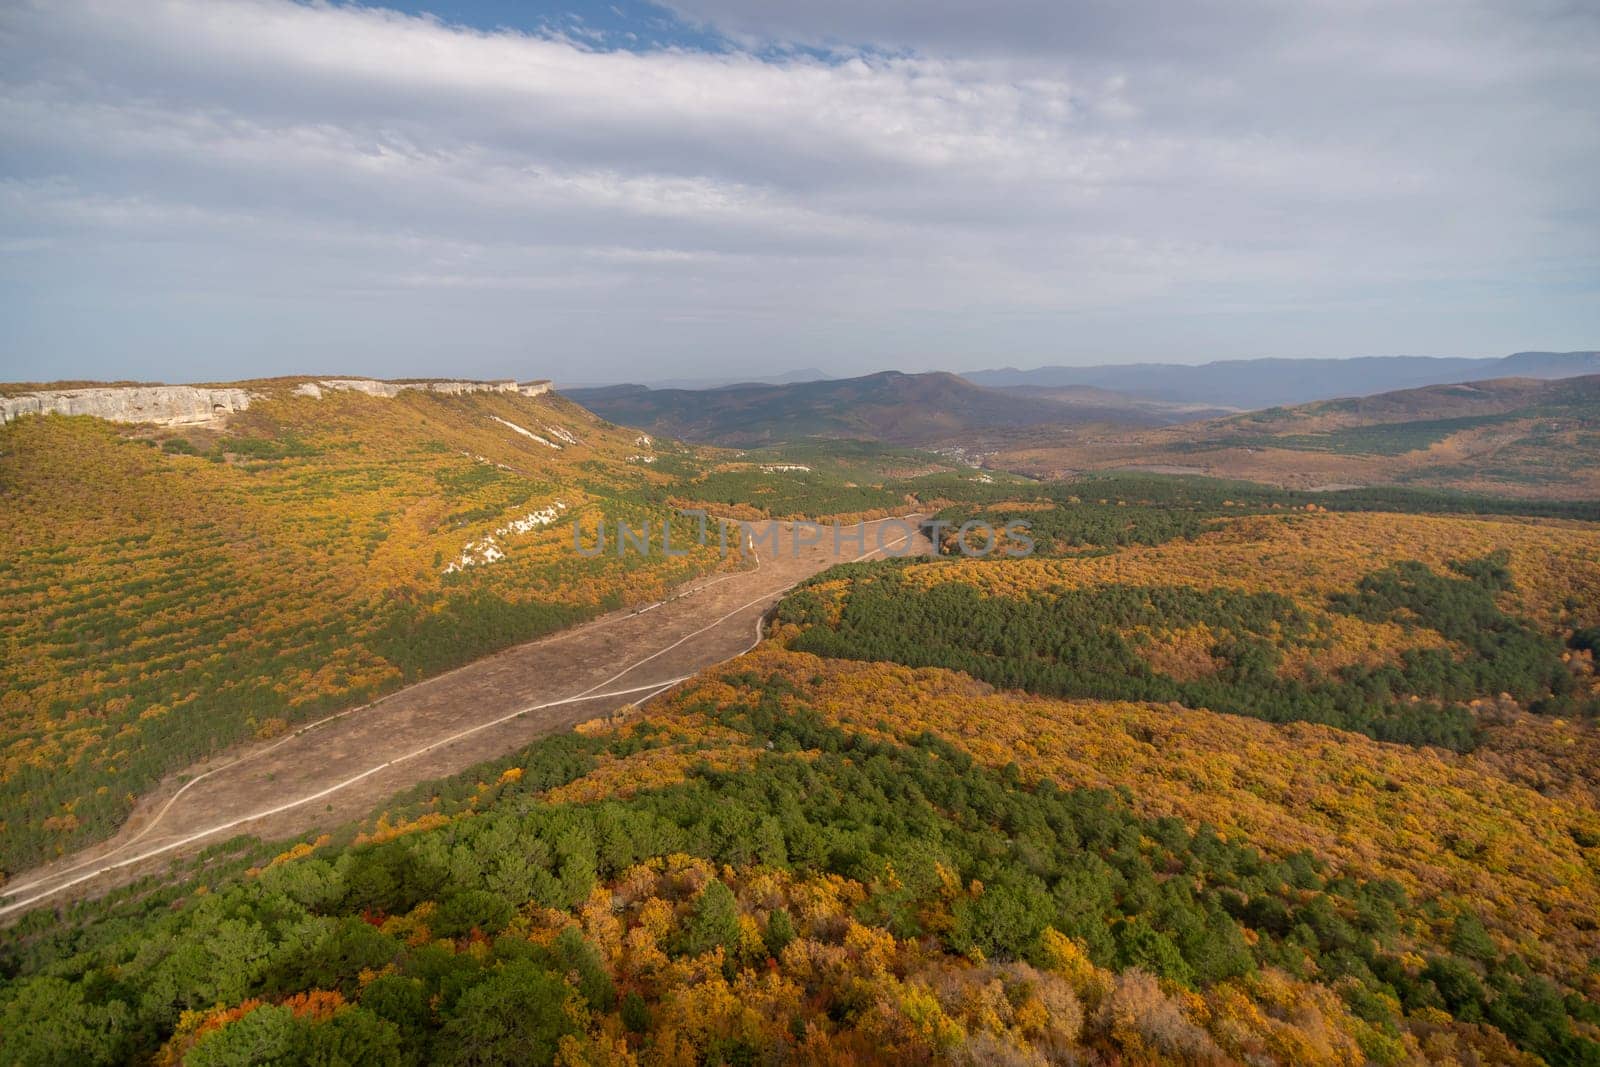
[1,517,930,918]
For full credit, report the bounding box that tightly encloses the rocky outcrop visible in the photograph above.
[1,378,555,427]
[0,386,252,427]
[304,379,551,399]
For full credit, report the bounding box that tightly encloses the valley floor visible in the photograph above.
[0,517,930,918]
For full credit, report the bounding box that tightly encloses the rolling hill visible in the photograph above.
[0,378,747,877]
[561,367,833,391]
[6,488,1600,1065]
[965,350,1600,409]
[994,383,1237,422]
[985,373,1600,499]
[5,371,1600,1066]
[0,378,1020,881]
[565,370,1167,447]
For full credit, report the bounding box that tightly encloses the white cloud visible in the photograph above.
[0,0,1595,382]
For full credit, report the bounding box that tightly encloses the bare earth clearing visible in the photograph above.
[1,517,929,919]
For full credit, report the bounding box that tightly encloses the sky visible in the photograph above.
[1,0,1596,385]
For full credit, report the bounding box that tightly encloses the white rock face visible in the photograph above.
[1,378,556,428]
[444,501,569,573]
[315,378,549,398]
[489,415,560,448]
[0,386,253,427]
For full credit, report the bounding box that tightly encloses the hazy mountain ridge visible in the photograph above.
[561,367,833,391]
[566,370,1168,447]
[994,383,1239,422]
[565,353,1600,452]
[964,350,1600,408]
[985,372,1600,499]
[1227,374,1600,431]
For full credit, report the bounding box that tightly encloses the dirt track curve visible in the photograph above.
[1,516,930,919]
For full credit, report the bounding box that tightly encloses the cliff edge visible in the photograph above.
[0,378,553,427]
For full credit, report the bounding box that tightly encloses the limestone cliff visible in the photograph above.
[295,379,550,399]
[0,386,252,427]
[0,378,553,427]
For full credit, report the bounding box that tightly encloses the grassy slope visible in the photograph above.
[662,439,1027,521]
[0,394,1015,879]
[5,430,1600,1066]
[0,386,733,877]
[988,374,1600,498]
[568,370,1159,447]
[6,507,1600,1063]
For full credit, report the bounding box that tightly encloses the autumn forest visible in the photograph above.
[3,387,1600,1065]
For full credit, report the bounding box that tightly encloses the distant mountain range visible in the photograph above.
[561,367,833,391]
[962,351,1600,409]
[565,370,1164,447]
[566,352,1600,450]
[985,372,1600,500]
[566,352,1599,446]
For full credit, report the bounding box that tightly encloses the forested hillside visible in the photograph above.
[662,439,1024,522]
[0,387,1009,882]
[986,374,1600,499]
[962,350,1600,408]
[796,510,1599,745]
[0,383,734,879]
[4,488,1599,1065]
[567,371,1162,447]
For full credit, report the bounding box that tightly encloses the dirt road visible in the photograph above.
[1,516,929,918]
